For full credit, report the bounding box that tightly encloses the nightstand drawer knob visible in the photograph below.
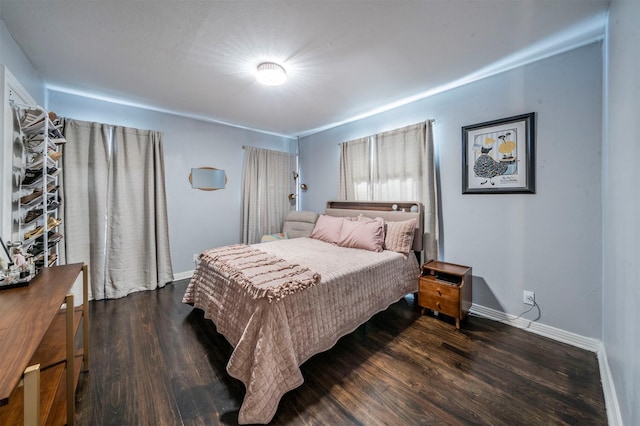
[437,289,442,296]
[436,301,441,309]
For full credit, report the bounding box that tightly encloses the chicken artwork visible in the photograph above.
[472,131,518,185]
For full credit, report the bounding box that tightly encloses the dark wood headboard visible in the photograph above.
[324,201,424,252]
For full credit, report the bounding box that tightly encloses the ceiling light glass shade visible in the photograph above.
[256,62,287,86]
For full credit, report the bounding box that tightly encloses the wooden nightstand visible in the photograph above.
[419,261,472,329]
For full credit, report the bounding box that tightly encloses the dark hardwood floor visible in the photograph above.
[74,279,607,425]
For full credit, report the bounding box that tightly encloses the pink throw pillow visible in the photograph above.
[310,214,344,244]
[337,216,385,252]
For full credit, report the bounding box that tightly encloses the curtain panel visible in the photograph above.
[62,119,174,300]
[338,136,371,200]
[338,121,438,260]
[241,146,294,244]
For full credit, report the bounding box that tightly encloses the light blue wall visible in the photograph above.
[603,0,640,424]
[0,19,44,104]
[299,43,603,339]
[46,91,294,275]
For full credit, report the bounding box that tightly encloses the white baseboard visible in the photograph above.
[470,304,621,425]
[596,342,623,426]
[470,304,600,351]
[173,270,194,281]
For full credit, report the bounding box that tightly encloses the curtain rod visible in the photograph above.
[336,119,436,145]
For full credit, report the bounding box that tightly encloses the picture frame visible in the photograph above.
[462,112,535,194]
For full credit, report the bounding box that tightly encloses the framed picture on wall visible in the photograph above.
[462,112,536,194]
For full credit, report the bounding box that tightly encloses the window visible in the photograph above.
[338,121,438,259]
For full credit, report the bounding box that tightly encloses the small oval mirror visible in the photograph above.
[189,167,226,191]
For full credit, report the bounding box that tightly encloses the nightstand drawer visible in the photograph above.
[418,286,460,317]
[419,277,459,298]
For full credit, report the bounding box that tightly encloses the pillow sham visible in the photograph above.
[354,214,374,222]
[384,218,417,254]
[309,214,345,244]
[337,216,385,252]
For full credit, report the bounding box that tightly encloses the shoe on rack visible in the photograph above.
[48,253,58,265]
[25,152,45,169]
[47,217,62,229]
[21,117,52,136]
[24,208,44,224]
[50,135,66,145]
[20,188,43,204]
[46,200,60,211]
[21,168,43,186]
[35,253,58,267]
[23,135,47,152]
[36,230,61,243]
[26,151,61,168]
[48,149,63,161]
[49,183,59,194]
[30,240,45,250]
[36,134,59,150]
[24,225,44,240]
[29,238,58,252]
[21,124,66,145]
[34,254,45,267]
[47,166,60,177]
[27,243,44,257]
[19,109,46,129]
[21,111,57,133]
[37,125,66,144]
[23,183,58,204]
[47,232,63,244]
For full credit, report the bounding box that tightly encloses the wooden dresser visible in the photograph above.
[418,261,472,329]
[0,263,88,426]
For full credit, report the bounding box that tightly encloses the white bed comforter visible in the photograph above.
[182,237,419,424]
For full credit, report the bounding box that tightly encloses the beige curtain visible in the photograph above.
[338,121,438,260]
[374,121,437,260]
[241,146,294,244]
[338,136,371,200]
[62,119,173,300]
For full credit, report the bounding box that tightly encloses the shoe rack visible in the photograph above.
[13,105,66,275]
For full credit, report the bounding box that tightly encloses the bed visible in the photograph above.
[183,201,424,424]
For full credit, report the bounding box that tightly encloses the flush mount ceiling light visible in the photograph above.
[256,62,287,86]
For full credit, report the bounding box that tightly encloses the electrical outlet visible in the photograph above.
[523,290,535,306]
[193,253,198,263]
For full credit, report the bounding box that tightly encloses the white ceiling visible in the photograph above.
[1,1,608,138]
